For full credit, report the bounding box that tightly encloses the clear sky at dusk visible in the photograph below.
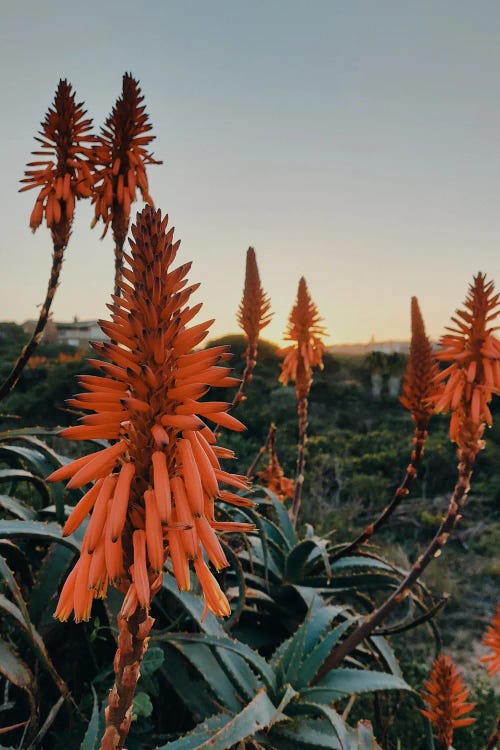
[1,1,499,345]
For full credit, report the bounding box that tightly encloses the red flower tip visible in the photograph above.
[20,79,95,240]
[92,73,161,241]
[237,247,272,348]
[433,273,500,456]
[279,277,326,399]
[421,654,476,747]
[399,297,441,427]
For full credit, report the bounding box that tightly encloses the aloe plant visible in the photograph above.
[0,429,431,748]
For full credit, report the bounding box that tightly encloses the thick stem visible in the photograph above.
[114,240,125,299]
[313,455,475,681]
[99,607,154,750]
[331,425,428,561]
[112,204,128,299]
[0,237,66,401]
[289,395,308,527]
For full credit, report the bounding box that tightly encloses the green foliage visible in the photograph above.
[0,341,498,748]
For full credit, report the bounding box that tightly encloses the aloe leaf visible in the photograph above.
[0,494,36,521]
[298,619,355,687]
[159,633,275,691]
[164,640,246,711]
[303,544,332,579]
[284,539,320,581]
[28,544,75,626]
[0,637,35,691]
[261,515,293,550]
[157,688,284,749]
[156,711,237,750]
[0,519,80,551]
[219,540,245,630]
[0,583,71,702]
[160,576,260,700]
[368,634,403,678]
[0,427,60,440]
[0,554,31,621]
[270,718,343,749]
[274,608,310,684]
[270,596,337,681]
[0,445,52,477]
[316,572,401,591]
[0,638,37,717]
[330,555,395,572]
[258,487,296,548]
[160,644,218,720]
[161,575,225,636]
[0,469,50,505]
[302,604,346,655]
[302,668,412,701]
[0,541,33,588]
[286,702,350,750]
[79,686,99,750]
[25,695,65,750]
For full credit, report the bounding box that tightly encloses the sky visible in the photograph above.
[1,1,500,346]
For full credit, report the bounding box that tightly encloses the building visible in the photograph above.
[55,319,107,349]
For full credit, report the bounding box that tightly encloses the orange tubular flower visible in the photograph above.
[434,273,500,456]
[400,297,441,428]
[237,247,272,351]
[92,73,161,241]
[19,79,94,243]
[258,455,294,503]
[481,603,500,676]
[421,654,476,747]
[48,206,254,622]
[279,277,326,400]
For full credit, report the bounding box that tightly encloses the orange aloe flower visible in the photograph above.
[481,603,500,676]
[258,454,294,503]
[279,276,326,399]
[400,297,441,428]
[19,79,95,242]
[434,273,500,455]
[421,654,476,747]
[48,206,254,622]
[237,247,272,352]
[92,73,161,241]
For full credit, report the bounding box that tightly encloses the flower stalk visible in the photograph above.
[100,610,154,750]
[314,273,500,679]
[214,247,272,444]
[92,74,161,297]
[332,297,440,560]
[48,205,255,748]
[279,277,325,526]
[0,80,94,400]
